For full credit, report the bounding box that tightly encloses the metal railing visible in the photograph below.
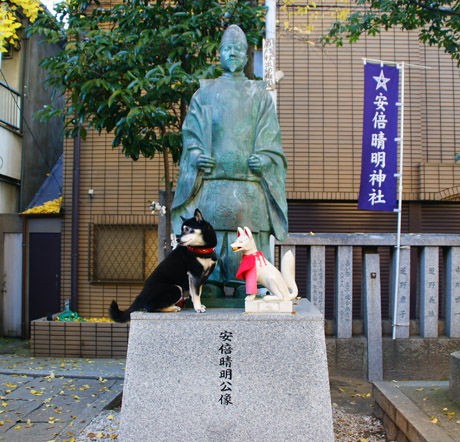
[0,81,21,131]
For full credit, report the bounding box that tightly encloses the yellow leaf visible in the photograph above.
[13,425,21,430]
[107,414,114,420]
[30,389,43,396]
[430,416,439,424]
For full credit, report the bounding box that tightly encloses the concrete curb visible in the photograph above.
[373,381,457,442]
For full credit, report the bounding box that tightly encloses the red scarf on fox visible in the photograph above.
[236,251,266,295]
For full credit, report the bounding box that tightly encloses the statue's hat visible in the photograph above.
[220,25,248,49]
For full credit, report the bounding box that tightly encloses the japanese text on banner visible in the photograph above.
[358,62,399,211]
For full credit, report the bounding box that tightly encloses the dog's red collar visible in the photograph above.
[187,246,215,256]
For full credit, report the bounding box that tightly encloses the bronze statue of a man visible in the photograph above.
[171,24,288,291]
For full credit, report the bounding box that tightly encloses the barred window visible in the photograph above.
[89,224,158,283]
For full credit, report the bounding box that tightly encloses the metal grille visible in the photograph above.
[89,224,158,283]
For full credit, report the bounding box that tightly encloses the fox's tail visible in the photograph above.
[109,300,132,323]
[281,250,298,300]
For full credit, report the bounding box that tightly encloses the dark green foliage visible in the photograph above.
[323,0,460,67]
[29,0,266,161]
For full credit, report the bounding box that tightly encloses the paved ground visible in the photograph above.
[0,338,124,441]
[397,381,460,440]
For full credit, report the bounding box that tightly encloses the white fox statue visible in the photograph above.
[231,226,298,301]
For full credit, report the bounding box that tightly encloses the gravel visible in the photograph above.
[332,405,386,441]
[76,404,387,441]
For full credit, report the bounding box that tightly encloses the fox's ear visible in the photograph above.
[237,227,244,237]
[243,227,252,237]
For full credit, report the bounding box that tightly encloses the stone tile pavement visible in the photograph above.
[0,338,124,441]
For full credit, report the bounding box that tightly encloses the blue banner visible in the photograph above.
[358,62,399,211]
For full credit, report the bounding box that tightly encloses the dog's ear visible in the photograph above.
[244,227,252,238]
[194,208,203,222]
[180,216,186,222]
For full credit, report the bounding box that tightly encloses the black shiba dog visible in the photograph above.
[109,209,217,322]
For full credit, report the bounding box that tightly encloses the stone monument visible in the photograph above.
[119,302,334,441]
[119,25,334,442]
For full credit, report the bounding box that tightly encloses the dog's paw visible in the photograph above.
[194,304,206,313]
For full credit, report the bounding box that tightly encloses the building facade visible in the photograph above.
[0,20,63,336]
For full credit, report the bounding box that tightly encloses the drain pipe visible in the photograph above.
[70,131,81,312]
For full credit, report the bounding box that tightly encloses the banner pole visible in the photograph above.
[393,61,405,339]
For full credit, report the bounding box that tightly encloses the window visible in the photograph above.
[89,224,157,283]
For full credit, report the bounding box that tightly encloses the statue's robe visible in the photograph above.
[171,72,288,285]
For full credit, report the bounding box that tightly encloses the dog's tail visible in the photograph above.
[109,300,132,323]
[281,250,298,300]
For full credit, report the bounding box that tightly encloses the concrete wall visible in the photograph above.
[327,337,460,380]
[19,33,63,211]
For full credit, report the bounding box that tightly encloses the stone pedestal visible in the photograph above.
[119,300,334,442]
[449,351,460,405]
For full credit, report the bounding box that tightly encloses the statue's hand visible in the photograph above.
[248,154,265,176]
[196,154,215,172]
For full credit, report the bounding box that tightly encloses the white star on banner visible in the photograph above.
[373,69,391,91]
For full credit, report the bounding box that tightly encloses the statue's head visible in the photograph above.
[219,25,248,74]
